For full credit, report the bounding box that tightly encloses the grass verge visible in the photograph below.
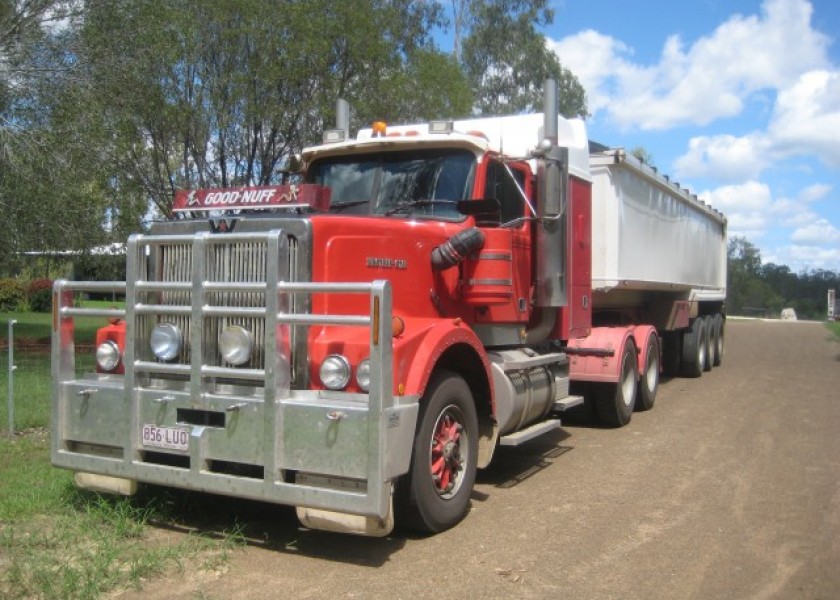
[826,320,840,340]
[0,433,245,599]
[2,307,245,598]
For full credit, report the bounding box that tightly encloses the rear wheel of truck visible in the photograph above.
[681,317,707,378]
[703,315,714,372]
[712,313,725,366]
[396,370,478,534]
[594,338,638,427]
[636,334,659,411]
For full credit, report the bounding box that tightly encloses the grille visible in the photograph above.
[136,234,301,378]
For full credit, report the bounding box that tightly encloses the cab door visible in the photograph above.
[461,157,534,325]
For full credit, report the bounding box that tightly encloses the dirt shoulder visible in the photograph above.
[117,320,840,599]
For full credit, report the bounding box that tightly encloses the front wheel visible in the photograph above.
[396,370,478,534]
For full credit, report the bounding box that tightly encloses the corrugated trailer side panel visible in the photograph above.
[590,150,727,297]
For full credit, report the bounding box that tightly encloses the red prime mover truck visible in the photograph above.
[52,81,726,536]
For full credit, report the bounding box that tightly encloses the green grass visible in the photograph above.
[1,303,109,434]
[0,298,123,345]
[0,434,245,599]
[827,320,840,340]
[1,307,244,598]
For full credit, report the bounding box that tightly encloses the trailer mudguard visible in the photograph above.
[568,325,655,384]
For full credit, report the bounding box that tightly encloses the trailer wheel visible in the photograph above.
[594,338,638,427]
[681,317,707,378]
[396,370,478,534]
[712,314,724,367]
[636,335,659,411]
[702,315,714,372]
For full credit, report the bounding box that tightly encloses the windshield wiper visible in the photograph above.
[331,199,370,211]
[382,199,455,216]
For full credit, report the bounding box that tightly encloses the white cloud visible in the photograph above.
[674,134,768,181]
[775,245,840,271]
[699,181,774,235]
[791,218,840,244]
[549,30,634,116]
[797,183,832,203]
[766,70,840,167]
[700,180,773,212]
[550,0,830,131]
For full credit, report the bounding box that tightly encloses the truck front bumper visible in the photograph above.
[53,375,418,520]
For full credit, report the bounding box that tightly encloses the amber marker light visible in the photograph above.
[373,296,380,345]
[372,121,387,137]
[392,316,405,337]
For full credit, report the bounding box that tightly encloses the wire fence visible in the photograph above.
[2,322,54,437]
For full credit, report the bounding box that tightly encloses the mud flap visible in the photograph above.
[75,471,138,496]
[295,479,394,537]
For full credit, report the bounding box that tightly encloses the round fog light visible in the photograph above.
[356,359,371,392]
[96,340,121,372]
[150,323,182,361]
[219,325,253,366]
[320,354,351,390]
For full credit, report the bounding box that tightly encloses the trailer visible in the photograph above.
[52,80,726,537]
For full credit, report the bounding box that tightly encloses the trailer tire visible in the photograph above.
[636,335,659,411]
[681,317,707,378]
[712,314,724,367]
[395,370,478,534]
[594,338,637,427]
[703,315,714,372]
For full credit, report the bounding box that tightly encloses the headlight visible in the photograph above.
[356,358,371,392]
[320,354,351,390]
[96,340,121,372]
[150,323,183,361]
[219,325,253,366]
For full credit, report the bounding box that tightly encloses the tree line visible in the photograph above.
[0,0,586,276]
[728,237,839,320]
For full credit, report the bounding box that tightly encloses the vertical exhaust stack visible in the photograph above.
[336,99,350,140]
[535,79,568,309]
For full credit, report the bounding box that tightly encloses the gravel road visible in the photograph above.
[119,320,840,599]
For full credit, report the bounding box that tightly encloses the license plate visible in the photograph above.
[142,424,190,451]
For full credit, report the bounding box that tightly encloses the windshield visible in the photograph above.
[306,149,475,218]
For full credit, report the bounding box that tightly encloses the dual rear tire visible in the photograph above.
[681,314,725,377]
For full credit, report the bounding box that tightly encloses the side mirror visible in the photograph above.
[284,154,304,174]
[456,198,501,227]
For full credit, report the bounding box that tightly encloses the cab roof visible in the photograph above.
[302,113,592,181]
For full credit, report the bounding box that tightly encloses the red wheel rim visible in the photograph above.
[429,406,466,498]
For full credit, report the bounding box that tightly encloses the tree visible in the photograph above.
[455,0,587,117]
[629,146,655,167]
[727,236,778,315]
[72,0,472,217]
[0,1,119,275]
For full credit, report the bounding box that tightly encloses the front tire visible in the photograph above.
[396,370,478,534]
[594,338,638,427]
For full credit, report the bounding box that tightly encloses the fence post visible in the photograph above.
[7,319,16,437]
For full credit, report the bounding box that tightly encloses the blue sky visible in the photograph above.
[541,0,840,272]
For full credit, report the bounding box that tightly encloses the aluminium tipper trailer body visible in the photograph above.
[589,149,727,306]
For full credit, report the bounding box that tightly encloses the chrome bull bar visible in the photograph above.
[51,230,414,521]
